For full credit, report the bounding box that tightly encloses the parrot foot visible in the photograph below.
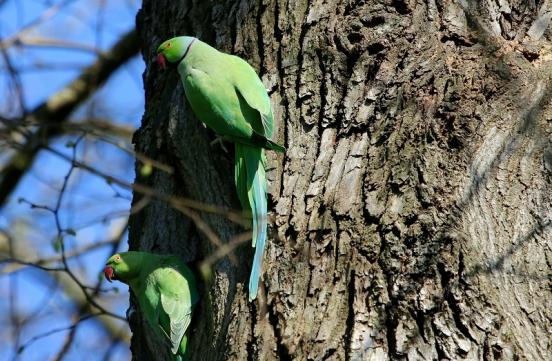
[210,136,229,153]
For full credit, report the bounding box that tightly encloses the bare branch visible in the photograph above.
[0,237,130,345]
[199,231,252,279]
[44,145,247,226]
[65,118,135,140]
[16,313,122,356]
[17,37,102,55]
[1,237,121,274]
[0,29,140,206]
[0,0,79,49]
[0,46,26,114]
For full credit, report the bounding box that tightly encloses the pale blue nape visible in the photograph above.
[165,36,197,63]
[173,36,196,51]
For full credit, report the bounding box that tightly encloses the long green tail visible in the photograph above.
[175,334,188,361]
[235,143,267,301]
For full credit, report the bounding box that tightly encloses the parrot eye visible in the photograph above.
[166,42,172,49]
[115,255,121,262]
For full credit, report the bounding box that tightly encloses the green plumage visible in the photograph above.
[157,37,284,301]
[177,40,282,151]
[104,252,198,360]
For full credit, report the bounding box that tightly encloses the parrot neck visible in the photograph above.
[173,38,196,68]
[128,277,141,291]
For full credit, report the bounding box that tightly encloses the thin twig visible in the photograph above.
[44,145,247,225]
[0,237,121,274]
[0,0,79,49]
[18,37,102,55]
[172,203,238,264]
[199,231,252,275]
[43,144,248,265]
[0,29,140,206]
[0,47,26,114]
[0,258,66,273]
[17,313,98,355]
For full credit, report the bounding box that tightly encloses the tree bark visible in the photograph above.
[131,1,551,360]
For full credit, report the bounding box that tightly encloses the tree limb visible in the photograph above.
[0,29,140,206]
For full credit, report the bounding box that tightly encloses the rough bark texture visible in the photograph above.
[130,1,551,360]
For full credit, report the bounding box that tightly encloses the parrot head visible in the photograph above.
[104,252,143,283]
[156,36,196,70]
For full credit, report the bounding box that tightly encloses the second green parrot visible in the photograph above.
[156,36,285,301]
[104,251,199,361]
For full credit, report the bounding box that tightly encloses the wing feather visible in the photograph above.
[144,265,196,354]
[228,55,274,138]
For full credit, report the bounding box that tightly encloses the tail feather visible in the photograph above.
[235,143,268,301]
[234,146,249,212]
[265,139,285,153]
[175,334,188,361]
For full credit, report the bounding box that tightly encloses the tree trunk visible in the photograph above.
[131,0,551,360]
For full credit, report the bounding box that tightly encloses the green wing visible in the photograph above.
[139,283,160,335]
[157,266,197,354]
[140,263,197,355]
[181,45,283,152]
[159,291,191,354]
[228,55,274,138]
[182,67,255,140]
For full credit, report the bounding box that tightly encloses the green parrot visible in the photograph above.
[104,251,199,361]
[156,36,285,301]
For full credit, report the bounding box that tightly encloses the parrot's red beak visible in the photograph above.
[104,266,114,282]
[157,53,167,70]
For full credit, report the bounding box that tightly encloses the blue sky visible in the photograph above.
[0,1,144,360]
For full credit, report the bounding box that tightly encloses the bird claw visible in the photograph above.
[210,137,229,153]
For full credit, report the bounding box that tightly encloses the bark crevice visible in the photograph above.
[133,0,552,359]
